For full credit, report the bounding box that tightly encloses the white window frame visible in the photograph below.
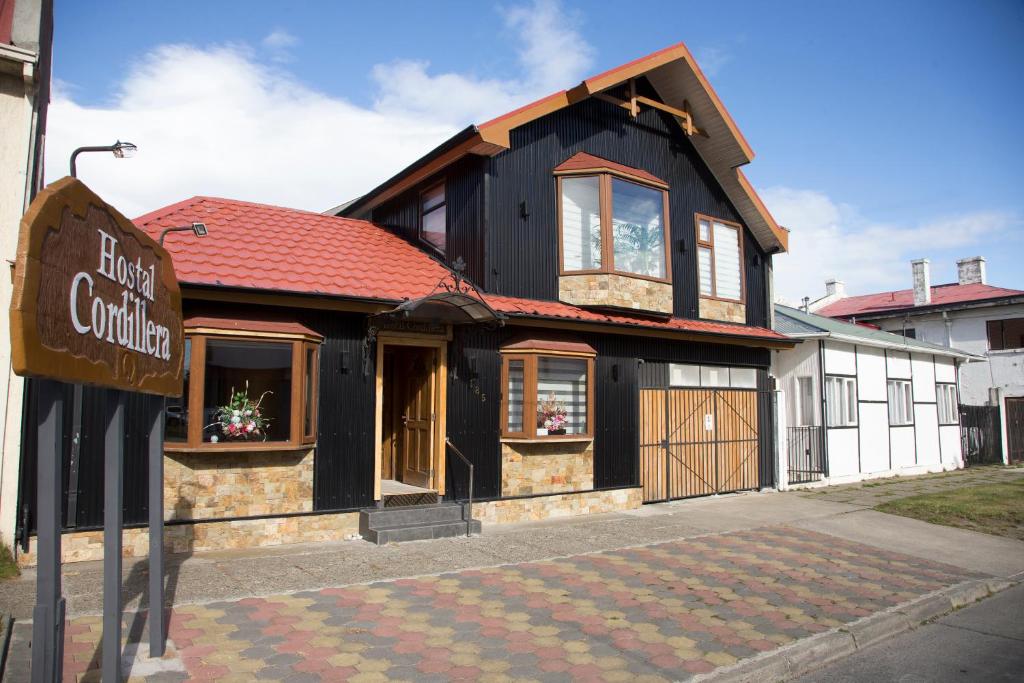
[797,376,816,426]
[937,383,959,425]
[668,363,758,389]
[825,375,858,427]
[887,379,914,426]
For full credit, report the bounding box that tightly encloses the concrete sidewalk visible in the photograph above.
[2,481,1022,681]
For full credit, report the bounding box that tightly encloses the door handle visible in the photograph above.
[401,414,409,426]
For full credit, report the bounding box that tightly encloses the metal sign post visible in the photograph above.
[30,380,64,683]
[10,177,184,683]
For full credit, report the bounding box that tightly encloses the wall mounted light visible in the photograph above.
[611,363,620,382]
[677,238,686,253]
[339,350,350,374]
[519,201,530,219]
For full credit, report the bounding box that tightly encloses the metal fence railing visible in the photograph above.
[787,425,825,484]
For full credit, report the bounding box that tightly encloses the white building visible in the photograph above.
[772,305,978,488]
[814,258,1024,465]
[0,0,51,549]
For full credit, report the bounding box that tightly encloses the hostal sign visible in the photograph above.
[10,177,184,396]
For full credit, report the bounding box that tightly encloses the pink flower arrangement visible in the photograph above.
[537,392,569,433]
[206,382,272,442]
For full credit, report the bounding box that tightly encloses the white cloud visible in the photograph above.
[262,29,298,63]
[693,46,732,78]
[371,0,593,126]
[764,186,1017,305]
[44,0,593,218]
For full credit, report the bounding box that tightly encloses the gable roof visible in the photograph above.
[134,196,792,347]
[553,151,667,187]
[337,42,788,253]
[816,282,1024,319]
[775,305,980,360]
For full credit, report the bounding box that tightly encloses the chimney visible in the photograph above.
[911,258,931,306]
[825,279,846,299]
[956,256,986,285]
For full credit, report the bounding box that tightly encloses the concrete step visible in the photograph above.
[361,518,482,545]
[358,502,481,544]
[361,502,467,529]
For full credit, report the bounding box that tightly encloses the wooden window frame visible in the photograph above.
[166,330,321,452]
[987,318,1024,351]
[500,349,596,441]
[556,171,672,284]
[419,180,447,257]
[694,213,746,304]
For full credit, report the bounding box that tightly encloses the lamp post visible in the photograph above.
[159,222,208,245]
[69,140,137,177]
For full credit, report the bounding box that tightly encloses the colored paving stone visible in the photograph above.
[54,526,980,681]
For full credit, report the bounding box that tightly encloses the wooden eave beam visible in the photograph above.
[594,86,705,137]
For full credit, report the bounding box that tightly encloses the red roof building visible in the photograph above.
[817,282,1024,319]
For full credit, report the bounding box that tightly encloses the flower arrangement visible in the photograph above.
[207,382,271,442]
[537,392,569,435]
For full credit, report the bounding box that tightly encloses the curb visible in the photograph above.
[692,577,1016,682]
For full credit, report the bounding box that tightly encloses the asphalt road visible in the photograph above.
[794,582,1024,682]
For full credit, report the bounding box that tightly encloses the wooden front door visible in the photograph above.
[399,347,436,487]
[1007,397,1024,464]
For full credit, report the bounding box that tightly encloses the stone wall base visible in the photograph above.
[16,511,359,567]
[473,487,643,525]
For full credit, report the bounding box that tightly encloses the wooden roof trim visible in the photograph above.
[553,151,669,188]
[736,169,789,252]
[183,315,323,341]
[500,334,597,356]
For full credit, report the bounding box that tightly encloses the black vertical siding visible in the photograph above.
[18,381,161,535]
[302,310,376,511]
[444,327,502,501]
[485,92,769,325]
[370,156,487,287]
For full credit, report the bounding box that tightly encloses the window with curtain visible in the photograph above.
[501,350,594,439]
[558,168,669,281]
[420,182,446,254]
[825,375,857,427]
[560,176,602,271]
[937,384,959,424]
[887,379,914,426]
[797,376,816,426]
[695,215,744,302]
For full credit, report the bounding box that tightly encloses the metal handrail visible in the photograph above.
[445,438,474,537]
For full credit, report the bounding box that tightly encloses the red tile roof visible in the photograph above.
[135,196,788,344]
[554,152,667,187]
[818,282,1024,318]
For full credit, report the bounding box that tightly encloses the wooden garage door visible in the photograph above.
[640,388,760,502]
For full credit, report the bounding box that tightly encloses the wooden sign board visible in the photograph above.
[10,177,184,396]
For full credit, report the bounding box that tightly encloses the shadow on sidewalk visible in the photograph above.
[82,488,194,675]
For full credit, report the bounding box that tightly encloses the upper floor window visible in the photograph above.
[986,318,1024,351]
[420,182,446,255]
[695,214,744,302]
[557,158,669,282]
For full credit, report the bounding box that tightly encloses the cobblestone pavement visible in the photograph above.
[57,526,981,682]
[793,465,1024,508]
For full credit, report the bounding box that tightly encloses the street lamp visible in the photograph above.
[69,140,138,177]
[159,222,208,245]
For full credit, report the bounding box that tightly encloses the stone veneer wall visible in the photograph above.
[164,448,314,520]
[473,487,643,525]
[501,441,593,496]
[16,511,360,567]
[699,298,745,324]
[559,273,672,314]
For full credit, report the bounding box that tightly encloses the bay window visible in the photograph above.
[166,319,321,450]
[695,214,744,302]
[557,164,670,282]
[501,338,595,440]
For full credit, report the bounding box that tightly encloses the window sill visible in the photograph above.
[500,436,594,444]
[164,442,315,454]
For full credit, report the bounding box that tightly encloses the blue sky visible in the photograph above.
[47,0,1024,301]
